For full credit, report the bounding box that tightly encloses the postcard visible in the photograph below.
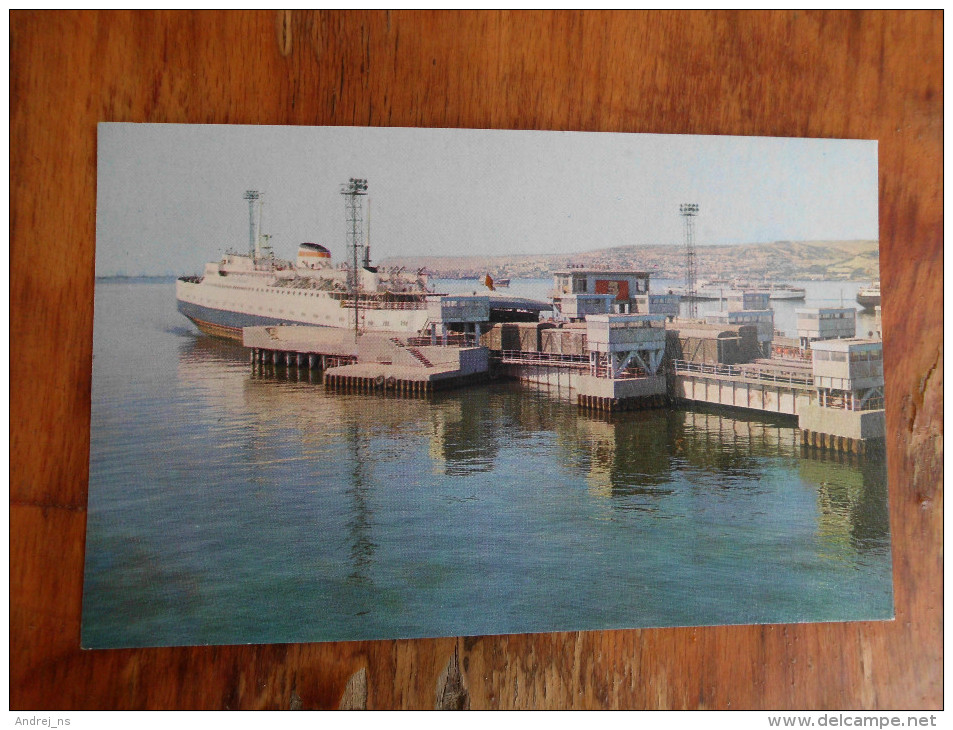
[84,124,890,648]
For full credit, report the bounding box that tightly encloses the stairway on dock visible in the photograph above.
[406,347,434,367]
[386,335,434,367]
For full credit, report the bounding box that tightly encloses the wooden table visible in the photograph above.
[11,10,942,710]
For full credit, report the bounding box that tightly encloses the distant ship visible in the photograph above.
[760,282,806,301]
[856,280,881,309]
[483,274,510,290]
[670,280,806,302]
[666,279,730,301]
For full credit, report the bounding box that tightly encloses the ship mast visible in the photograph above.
[340,178,368,337]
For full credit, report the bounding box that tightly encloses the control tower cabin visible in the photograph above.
[796,308,857,350]
[553,269,680,321]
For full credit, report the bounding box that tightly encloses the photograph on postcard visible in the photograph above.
[83,124,890,648]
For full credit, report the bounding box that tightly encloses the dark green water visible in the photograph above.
[82,280,893,648]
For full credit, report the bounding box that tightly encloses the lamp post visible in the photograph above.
[243,190,261,259]
[341,178,368,337]
[679,203,699,319]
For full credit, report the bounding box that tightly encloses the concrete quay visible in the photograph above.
[323,361,489,396]
[799,428,882,456]
[575,374,668,413]
[798,401,886,455]
[243,325,491,395]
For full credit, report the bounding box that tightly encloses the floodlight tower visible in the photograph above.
[680,203,699,319]
[341,178,368,336]
[244,190,262,259]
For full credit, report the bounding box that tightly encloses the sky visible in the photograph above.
[95,124,878,276]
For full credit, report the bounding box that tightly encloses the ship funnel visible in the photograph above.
[297,242,331,269]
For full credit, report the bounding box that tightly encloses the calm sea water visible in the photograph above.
[82,279,892,648]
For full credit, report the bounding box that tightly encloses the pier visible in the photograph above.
[239,285,886,457]
[243,324,490,396]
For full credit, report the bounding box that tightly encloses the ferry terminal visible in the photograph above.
[178,181,886,457]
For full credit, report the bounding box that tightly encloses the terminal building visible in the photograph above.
[552,268,679,321]
[726,290,771,311]
[796,307,856,350]
[799,338,885,451]
[809,338,885,412]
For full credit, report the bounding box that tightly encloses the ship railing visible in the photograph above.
[339,299,428,311]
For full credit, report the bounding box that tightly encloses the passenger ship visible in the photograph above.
[176,186,440,340]
[855,280,881,309]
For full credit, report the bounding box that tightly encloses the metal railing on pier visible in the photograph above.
[672,359,814,387]
[494,350,590,369]
[406,334,473,347]
[590,366,650,380]
[821,394,886,412]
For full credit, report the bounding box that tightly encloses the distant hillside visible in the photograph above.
[380,240,880,282]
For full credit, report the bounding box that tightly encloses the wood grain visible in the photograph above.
[11,10,941,709]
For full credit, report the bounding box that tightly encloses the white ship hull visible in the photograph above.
[176,277,432,341]
[856,281,881,309]
[768,288,806,301]
[672,284,807,302]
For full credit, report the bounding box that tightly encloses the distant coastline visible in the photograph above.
[98,239,879,282]
[379,239,880,283]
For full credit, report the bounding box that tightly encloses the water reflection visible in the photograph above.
[178,331,247,364]
[573,410,675,503]
[567,406,796,496]
[426,394,501,476]
[343,421,376,586]
[679,405,795,456]
[175,336,435,591]
[799,451,890,558]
